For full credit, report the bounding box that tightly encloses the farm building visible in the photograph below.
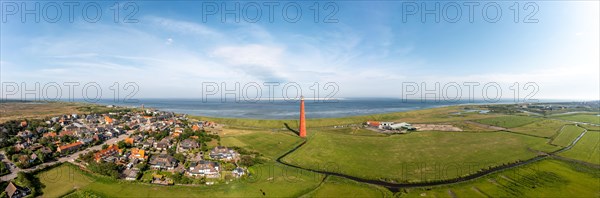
[366,121,415,130]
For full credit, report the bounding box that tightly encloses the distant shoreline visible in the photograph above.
[1,98,596,120]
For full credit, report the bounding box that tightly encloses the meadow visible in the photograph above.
[559,132,600,164]
[550,125,585,147]
[20,103,600,197]
[473,115,541,129]
[397,159,600,197]
[552,113,600,124]
[281,129,559,182]
[191,106,501,129]
[511,119,568,137]
[300,176,392,198]
[220,129,304,159]
[38,163,328,198]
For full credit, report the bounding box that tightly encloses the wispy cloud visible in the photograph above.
[1,1,598,100]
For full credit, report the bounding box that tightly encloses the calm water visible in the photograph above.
[76,98,513,119]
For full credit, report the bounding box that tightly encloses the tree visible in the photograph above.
[0,162,8,174]
[15,172,33,187]
[223,163,236,171]
[60,135,73,143]
[136,163,148,171]
[87,162,122,179]
[117,140,127,149]
[173,153,185,163]
[240,155,256,167]
[102,144,109,150]
[35,151,46,163]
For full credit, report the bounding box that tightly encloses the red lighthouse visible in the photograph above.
[299,96,306,138]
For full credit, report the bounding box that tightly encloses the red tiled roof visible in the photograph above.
[59,142,82,151]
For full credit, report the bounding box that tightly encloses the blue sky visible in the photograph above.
[1,1,598,100]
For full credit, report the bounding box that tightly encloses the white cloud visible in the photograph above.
[2,13,598,100]
[146,16,220,37]
[211,44,284,69]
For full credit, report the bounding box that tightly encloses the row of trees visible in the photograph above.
[87,162,122,179]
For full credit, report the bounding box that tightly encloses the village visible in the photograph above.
[0,106,250,197]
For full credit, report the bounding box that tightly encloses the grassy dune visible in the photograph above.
[282,129,558,182]
[0,102,86,123]
[0,102,130,123]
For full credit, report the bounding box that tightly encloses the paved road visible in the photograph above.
[0,133,129,181]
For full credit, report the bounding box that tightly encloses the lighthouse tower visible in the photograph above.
[299,96,307,138]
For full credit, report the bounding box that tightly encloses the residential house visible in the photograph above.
[129,148,146,161]
[43,132,57,138]
[209,146,240,162]
[4,182,31,198]
[154,138,171,151]
[191,124,201,131]
[94,145,121,162]
[125,137,134,145]
[132,135,144,146]
[39,147,53,155]
[148,154,178,170]
[187,160,220,178]
[142,139,155,149]
[179,139,199,152]
[104,116,113,124]
[17,131,33,138]
[232,167,245,177]
[59,130,75,137]
[29,153,38,163]
[57,142,83,154]
[79,137,94,145]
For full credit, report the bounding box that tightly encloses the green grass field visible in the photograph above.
[511,119,568,137]
[24,103,600,197]
[551,125,585,147]
[553,113,600,124]
[282,129,558,182]
[38,163,326,198]
[191,106,500,129]
[38,165,95,197]
[300,176,392,198]
[398,159,600,197]
[220,129,304,159]
[560,132,600,164]
[474,116,541,129]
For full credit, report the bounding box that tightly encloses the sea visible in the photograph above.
[62,98,529,119]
